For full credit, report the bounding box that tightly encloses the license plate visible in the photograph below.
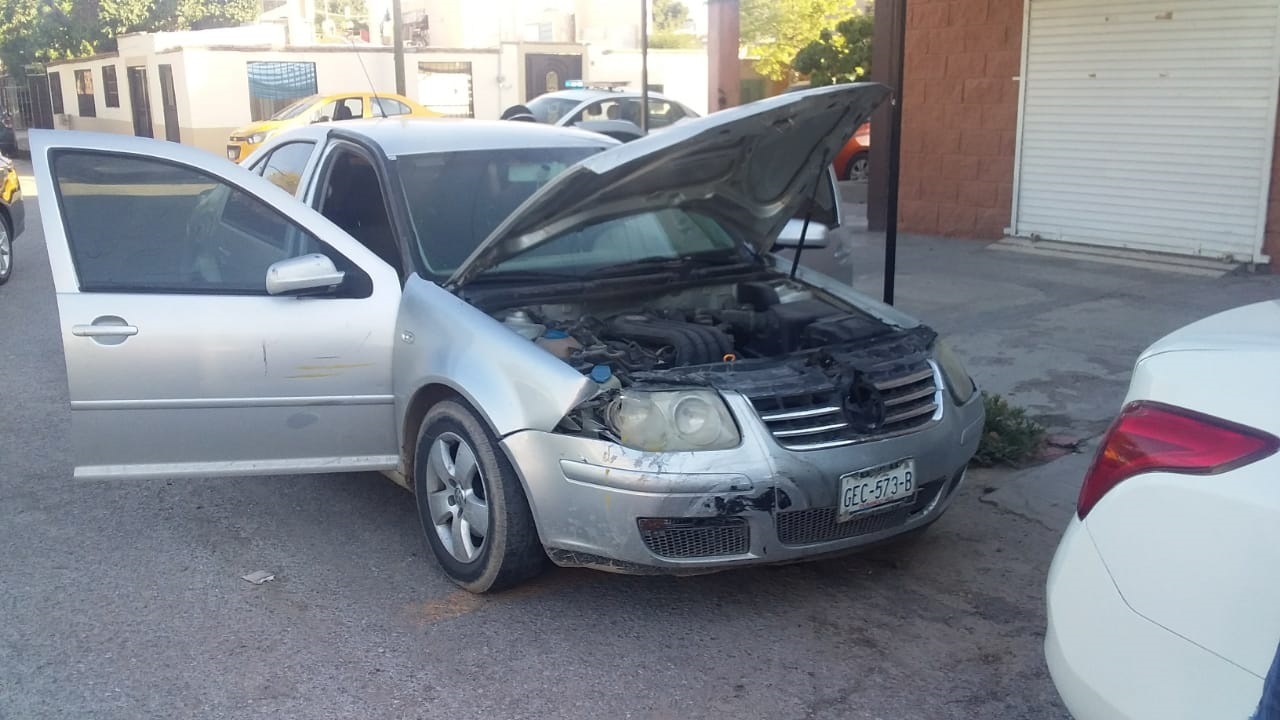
[838,459,915,521]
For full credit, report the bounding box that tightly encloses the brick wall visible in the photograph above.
[899,0,1023,238]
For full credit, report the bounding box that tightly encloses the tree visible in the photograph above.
[314,0,370,37]
[740,0,857,82]
[649,0,700,49]
[792,11,873,86]
[0,0,259,74]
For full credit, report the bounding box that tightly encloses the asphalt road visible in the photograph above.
[0,185,1069,719]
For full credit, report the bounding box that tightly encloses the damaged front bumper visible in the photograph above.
[501,390,985,574]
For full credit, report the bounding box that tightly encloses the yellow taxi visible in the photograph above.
[226,92,439,162]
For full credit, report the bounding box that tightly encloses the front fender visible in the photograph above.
[393,275,594,440]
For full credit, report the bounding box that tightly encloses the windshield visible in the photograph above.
[271,95,320,120]
[481,209,742,278]
[398,147,602,275]
[525,96,581,124]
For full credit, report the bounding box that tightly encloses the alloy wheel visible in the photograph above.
[423,432,490,563]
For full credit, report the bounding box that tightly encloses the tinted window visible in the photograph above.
[396,147,601,274]
[261,142,314,195]
[53,151,327,294]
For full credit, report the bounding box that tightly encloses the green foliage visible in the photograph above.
[972,393,1048,468]
[740,0,857,81]
[653,0,690,33]
[0,0,259,73]
[315,0,370,36]
[793,11,874,86]
[649,0,700,49]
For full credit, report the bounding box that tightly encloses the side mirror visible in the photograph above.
[266,253,345,296]
[774,219,830,249]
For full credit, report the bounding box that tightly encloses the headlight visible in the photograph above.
[935,340,976,405]
[605,390,740,452]
[248,131,271,144]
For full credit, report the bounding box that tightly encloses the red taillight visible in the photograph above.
[1077,401,1279,519]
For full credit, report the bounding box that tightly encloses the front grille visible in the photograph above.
[751,363,940,451]
[776,503,911,546]
[638,517,750,559]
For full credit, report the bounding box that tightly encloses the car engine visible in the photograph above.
[491,278,896,385]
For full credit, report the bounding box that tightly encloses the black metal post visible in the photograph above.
[640,0,650,133]
[883,0,907,306]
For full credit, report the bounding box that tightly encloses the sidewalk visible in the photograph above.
[806,194,1280,441]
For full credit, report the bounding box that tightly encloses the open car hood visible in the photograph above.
[447,83,890,288]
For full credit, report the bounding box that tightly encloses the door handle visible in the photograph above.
[72,316,138,346]
[72,325,139,337]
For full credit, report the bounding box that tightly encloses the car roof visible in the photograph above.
[321,117,620,157]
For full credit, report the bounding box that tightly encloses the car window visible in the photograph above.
[574,99,637,124]
[647,100,688,129]
[396,146,603,275]
[313,100,336,123]
[260,141,315,196]
[524,96,580,124]
[317,148,403,277]
[372,97,411,116]
[51,150,331,294]
[334,97,363,121]
[485,209,737,275]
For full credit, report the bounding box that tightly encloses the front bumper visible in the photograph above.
[1045,519,1262,719]
[501,390,984,574]
[226,141,258,163]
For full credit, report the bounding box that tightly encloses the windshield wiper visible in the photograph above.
[466,269,584,284]
[591,253,751,278]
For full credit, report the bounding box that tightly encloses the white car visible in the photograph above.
[1045,300,1280,718]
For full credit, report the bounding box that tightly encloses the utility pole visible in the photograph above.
[639,0,649,133]
[391,0,406,95]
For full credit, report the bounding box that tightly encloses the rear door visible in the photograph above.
[31,131,402,479]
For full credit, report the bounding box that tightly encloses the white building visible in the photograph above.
[42,20,709,159]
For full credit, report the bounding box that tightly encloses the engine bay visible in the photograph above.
[490,277,897,385]
[477,273,943,450]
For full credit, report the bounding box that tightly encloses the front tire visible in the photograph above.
[413,400,546,593]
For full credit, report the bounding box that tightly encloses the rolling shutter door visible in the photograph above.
[1013,0,1280,262]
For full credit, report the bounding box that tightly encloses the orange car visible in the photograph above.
[834,121,871,182]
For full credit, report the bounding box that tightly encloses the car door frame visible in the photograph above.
[31,129,404,479]
[246,135,326,200]
[303,132,420,284]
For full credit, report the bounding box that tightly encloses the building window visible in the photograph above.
[102,65,120,108]
[74,69,96,117]
[417,61,474,118]
[245,61,318,122]
[49,71,64,114]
